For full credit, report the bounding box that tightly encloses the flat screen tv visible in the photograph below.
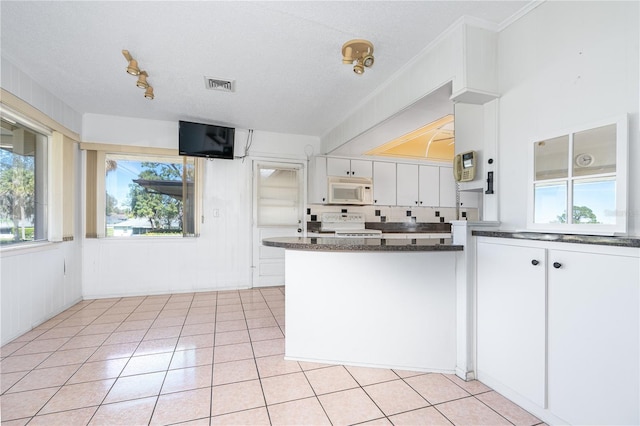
[179,120,235,159]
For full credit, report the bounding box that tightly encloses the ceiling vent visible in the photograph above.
[204,77,235,92]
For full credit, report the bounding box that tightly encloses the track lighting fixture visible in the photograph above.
[136,71,149,89]
[122,50,140,75]
[122,49,154,100]
[126,60,140,76]
[341,39,374,75]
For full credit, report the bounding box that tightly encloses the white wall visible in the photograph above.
[1,242,83,344]
[321,2,639,236]
[497,1,639,235]
[1,57,82,134]
[0,59,84,345]
[81,114,320,298]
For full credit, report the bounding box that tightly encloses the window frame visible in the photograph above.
[1,96,79,250]
[81,143,202,239]
[0,116,49,246]
[527,115,628,236]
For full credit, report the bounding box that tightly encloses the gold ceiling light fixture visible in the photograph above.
[144,86,154,100]
[342,39,374,75]
[122,50,140,75]
[122,49,154,100]
[136,71,149,89]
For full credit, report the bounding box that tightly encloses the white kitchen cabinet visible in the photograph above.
[419,165,439,207]
[326,157,372,178]
[476,240,546,408]
[396,163,419,206]
[397,164,440,207]
[547,248,639,425]
[459,190,479,208]
[373,161,396,205]
[439,166,456,207]
[476,237,640,425]
[326,157,350,177]
[308,156,327,204]
[350,159,372,178]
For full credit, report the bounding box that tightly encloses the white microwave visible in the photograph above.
[327,177,373,205]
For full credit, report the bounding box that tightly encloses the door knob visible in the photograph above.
[553,262,562,269]
[297,228,302,233]
[531,259,539,266]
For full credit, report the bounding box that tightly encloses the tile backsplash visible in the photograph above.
[307,204,478,224]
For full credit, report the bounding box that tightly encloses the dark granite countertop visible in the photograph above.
[263,236,463,252]
[472,230,640,248]
[306,222,451,234]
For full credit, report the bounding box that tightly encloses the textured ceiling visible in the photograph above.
[0,1,530,138]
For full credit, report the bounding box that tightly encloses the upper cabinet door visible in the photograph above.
[373,161,396,206]
[418,165,440,207]
[326,157,373,178]
[308,156,327,204]
[396,164,419,206]
[327,158,351,177]
[350,159,372,178]
[439,167,456,207]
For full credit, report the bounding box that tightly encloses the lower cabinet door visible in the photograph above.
[547,249,640,425]
[477,241,547,407]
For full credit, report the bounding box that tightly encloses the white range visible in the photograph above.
[320,212,382,238]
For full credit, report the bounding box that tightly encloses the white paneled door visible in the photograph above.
[252,161,304,287]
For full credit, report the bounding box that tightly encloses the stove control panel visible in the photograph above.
[320,212,366,231]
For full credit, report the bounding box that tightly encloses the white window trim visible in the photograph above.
[1,105,54,247]
[527,114,628,236]
[80,142,202,239]
[1,96,80,248]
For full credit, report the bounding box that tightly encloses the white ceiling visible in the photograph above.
[0,1,530,138]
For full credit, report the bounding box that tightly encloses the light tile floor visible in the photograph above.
[1,287,543,425]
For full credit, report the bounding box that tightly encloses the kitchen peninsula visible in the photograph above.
[263,236,463,372]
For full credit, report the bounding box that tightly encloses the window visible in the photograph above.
[0,118,48,245]
[255,163,302,227]
[82,143,200,238]
[528,115,628,235]
[105,153,196,237]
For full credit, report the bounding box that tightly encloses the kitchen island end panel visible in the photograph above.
[284,249,457,372]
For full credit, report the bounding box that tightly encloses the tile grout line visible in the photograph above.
[208,289,223,424]
[440,373,531,426]
[23,297,129,422]
[244,288,273,425]
[145,293,194,425]
[12,297,138,423]
[1,292,215,424]
[84,294,166,425]
[2,287,538,426]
